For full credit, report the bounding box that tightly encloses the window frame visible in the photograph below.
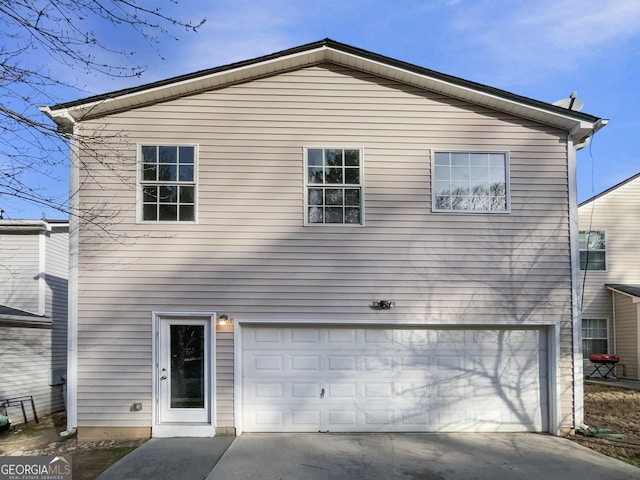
[137,144,199,224]
[431,150,511,213]
[579,230,606,271]
[582,318,609,357]
[303,147,365,227]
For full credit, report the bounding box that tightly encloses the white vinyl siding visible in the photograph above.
[0,325,58,422]
[612,293,638,379]
[0,223,68,420]
[46,225,69,384]
[0,232,40,314]
[73,64,574,430]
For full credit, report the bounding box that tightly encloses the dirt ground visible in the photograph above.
[1,382,639,478]
[569,382,640,468]
[0,412,146,480]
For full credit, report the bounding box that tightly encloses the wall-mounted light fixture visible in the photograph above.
[372,300,395,310]
[217,314,233,326]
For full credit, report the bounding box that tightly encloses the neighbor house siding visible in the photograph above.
[579,175,640,361]
[46,225,69,388]
[0,232,40,314]
[0,224,68,420]
[613,292,639,379]
[73,64,573,429]
[0,325,55,421]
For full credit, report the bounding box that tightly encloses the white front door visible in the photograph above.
[158,318,211,424]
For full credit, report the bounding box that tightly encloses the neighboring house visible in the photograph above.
[578,173,640,379]
[41,39,607,440]
[0,219,69,423]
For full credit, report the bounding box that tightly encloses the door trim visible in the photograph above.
[152,312,216,438]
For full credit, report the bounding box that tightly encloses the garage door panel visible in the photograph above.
[253,383,284,399]
[327,355,357,371]
[363,355,393,371]
[291,383,321,399]
[327,383,357,399]
[250,354,284,372]
[290,328,321,344]
[290,355,321,371]
[292,409,321,427]
[242,326,548,433]
[327,328,357,344]
[250,327,284,345]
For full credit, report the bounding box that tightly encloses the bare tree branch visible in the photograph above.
[0,0,205,220]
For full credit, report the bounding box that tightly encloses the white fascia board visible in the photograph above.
[41,44,602,139]
[0,220,50,232]
[48,47,327,123]
[325,48,602,138]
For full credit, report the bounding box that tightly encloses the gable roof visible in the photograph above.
[41,38,607,144]
[579,172,640,207]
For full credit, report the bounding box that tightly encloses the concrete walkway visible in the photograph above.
[97,436,233,480]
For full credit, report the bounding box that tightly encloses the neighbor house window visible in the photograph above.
[140,145,196,222]
[432,151,509,212]
[305,148,363,225]
[582,318,608,357]
[579,230,605,270]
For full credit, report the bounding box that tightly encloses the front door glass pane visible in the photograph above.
[170,325,205,408]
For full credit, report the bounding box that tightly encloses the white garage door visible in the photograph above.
[242,326,548,433]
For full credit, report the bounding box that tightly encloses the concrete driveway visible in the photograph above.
[206,433,640,480]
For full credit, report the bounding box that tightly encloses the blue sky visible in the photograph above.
[3,0,639,219]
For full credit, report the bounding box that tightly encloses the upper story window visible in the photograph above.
[305,148,363,225]
[579,230,606,270]
[139,145,197,222]
[432,151,509,212]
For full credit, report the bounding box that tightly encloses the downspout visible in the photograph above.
[39,106,79,437]
[567,132,584,430]
[64,121,80,437]
[569,119,608,430]
[38,223,49,316]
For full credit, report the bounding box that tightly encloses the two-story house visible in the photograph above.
[578,173,640,380]
[41,39,607,440]
[0,219,68,423]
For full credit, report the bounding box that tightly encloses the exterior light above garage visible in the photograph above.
[217,315,233,326]
[372,301,395,310]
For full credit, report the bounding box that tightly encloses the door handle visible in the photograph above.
[160,375,167,380]
[320,388,325,398]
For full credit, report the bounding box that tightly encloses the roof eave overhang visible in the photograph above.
[41,41,605,142]
[606,284,640,303]
[0,220,52,233]
[0,315,52,327]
